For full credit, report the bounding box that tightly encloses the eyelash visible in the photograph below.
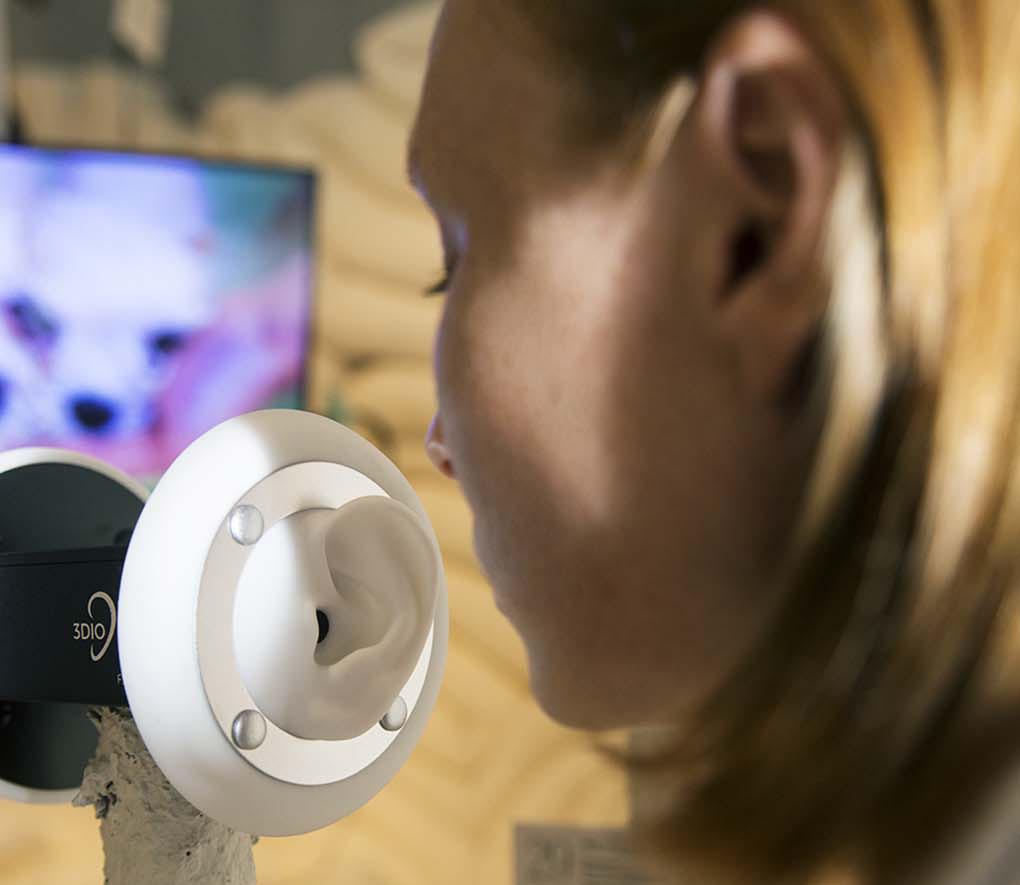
[424,273,450,297]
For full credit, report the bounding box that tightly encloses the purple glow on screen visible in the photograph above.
[0,147,315,487]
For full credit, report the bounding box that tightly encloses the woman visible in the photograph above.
[413,2,1020,882]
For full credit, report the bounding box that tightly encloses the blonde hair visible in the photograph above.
[522,1,1020,882]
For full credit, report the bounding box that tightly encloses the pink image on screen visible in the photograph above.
[153,252,311,465]
[0,147,314,483]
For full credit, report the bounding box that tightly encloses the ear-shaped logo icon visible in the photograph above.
[87,591,117,662]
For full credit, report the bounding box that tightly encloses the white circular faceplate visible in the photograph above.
[117,410,448,836]
[197,461,435,785]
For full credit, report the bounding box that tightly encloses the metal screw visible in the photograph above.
[231,709,267,750]
[229,505,264,546]
[380,697,407,732]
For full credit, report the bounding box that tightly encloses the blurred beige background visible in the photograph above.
[0,3,630,882]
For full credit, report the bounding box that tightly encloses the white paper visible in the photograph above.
[515,824,668,885]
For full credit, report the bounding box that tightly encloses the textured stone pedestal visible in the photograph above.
[73,706,258,884]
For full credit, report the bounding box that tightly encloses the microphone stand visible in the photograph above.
[0,542,257,883]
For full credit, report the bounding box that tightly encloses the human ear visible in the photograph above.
[691,10,847,407]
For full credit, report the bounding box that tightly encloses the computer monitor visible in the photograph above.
[0,145,316,489]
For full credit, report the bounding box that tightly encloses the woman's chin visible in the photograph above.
[521,652,601,730]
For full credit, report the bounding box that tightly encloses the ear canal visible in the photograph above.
[725,220,768,295]
[233,495,441,741]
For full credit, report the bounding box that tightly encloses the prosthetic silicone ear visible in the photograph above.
[234,493,440,741]
[0,409,448,836]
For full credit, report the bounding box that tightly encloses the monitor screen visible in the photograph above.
[0,145,316,489]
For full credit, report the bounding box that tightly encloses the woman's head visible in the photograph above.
[413,1,1020,882]
[413,0,848,729]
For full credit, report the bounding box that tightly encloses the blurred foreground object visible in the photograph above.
[74,707,257,885]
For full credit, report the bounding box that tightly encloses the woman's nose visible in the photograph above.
[425,413,456,479]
